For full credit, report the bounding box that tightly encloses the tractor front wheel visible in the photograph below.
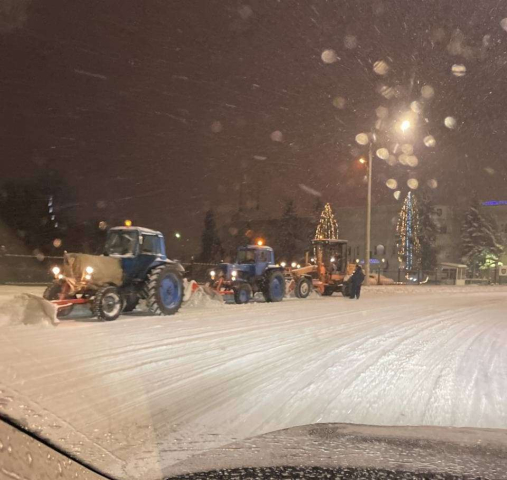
[92,286,124,321]
[146,266,184,316]
[295,277,312,299]
[234,283,252,304]
[263,271,285,302]
[43,282,62,301]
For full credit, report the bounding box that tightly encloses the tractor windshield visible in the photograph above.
[104,230,138,256]
[236,249,256,264]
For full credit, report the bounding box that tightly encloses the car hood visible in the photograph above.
[166,423,507,479]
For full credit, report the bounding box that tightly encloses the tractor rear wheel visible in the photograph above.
[263,271,285,302]
[234,283,252,304]
[146,265,183,316]
[295,277,312,299]
[341,282,351,297]
[43,282,62,300]
[92,285,124,321]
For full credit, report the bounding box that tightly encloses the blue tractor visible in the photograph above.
[205,245,286,304]
[43,226,185,321]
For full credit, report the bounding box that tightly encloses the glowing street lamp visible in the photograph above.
[175,232,181,239]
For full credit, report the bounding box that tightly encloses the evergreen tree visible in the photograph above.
[461,200,503,271]
[418,193,439,271]
[396,192,421,271]
[315,203,339,239]
[278,200,298,260]
[199,209,223,263]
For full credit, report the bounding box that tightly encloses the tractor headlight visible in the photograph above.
[51,266,60,277]
[280,262,286,268]
[85,274,92,280]
[85,266,94,274]
[231,270,238,279]
[210,270,216,279]
[291,262,297,268]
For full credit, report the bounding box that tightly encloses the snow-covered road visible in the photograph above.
[1,285,506,479]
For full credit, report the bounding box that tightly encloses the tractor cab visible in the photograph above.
[104,226,174,283]
[104,227,167,258]
[311,238,350,276]
[236,245,276,277]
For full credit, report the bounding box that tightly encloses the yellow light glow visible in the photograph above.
[400,120,411,132]
[257,239,264,246]
[125,219,132,227]
[51,266,60,276]
[359,158,366,164]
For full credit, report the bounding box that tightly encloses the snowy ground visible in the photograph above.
[1,284,507,479]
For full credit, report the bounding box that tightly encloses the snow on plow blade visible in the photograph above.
[182,280,224,307]
[0,294,59,327]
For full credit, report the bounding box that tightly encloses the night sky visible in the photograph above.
[1,0,507,253]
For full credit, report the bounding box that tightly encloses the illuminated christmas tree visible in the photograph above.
[396,192,421,271]
[315,203,339,239]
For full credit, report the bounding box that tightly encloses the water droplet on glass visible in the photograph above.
[379,85,395,99]
[484,167,495,175]
[7,445,12,454]
[394,190,401,200]
[376,148,389,160]
[500,18,507,32]
[452,64,466,77]
[98,221,107,230]
[332,96,346,109]
[386,179,398,189]
[444,116,457,129]
[410,101,422,114]
[373,60,389,75]
[406,155,419,167]
[26,452,33,465]
[53,238,62,248]
[344,35,357,49]
[36,253,45,262]
[401,144,413,155]
[398,154,408,165]
[355,133,369,146]
[210,120,223,133]
[421,85,435,99]
[321,49,338,64]
[407,178,419,189]
[270,130,283,142]
[96,200,107,209]
[375,106,389,119]
[424,135,436,147]
[387,155,397,166]
[238,5,253,20]
[427,179,438,189]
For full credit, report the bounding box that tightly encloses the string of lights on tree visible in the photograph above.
[396,192,421,271]
[315,203,339,240]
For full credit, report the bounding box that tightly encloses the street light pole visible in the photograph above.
[365,139,373,283]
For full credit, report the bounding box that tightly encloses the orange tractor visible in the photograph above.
[287,239,356,297]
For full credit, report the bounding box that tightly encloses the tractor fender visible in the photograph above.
[142,260,184,281]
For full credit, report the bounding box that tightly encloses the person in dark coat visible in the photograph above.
[349,265,365,299]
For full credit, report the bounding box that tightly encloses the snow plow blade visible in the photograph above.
[182,280,224,307]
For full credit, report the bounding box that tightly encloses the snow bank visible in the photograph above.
[0,293,59,327]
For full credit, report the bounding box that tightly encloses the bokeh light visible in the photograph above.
[344,35,357,49]
[444,116,457,129]
[333,96,346,109]
[394,190,401,200]
[270,130,283,142]
[410,101,422,114]
[421,85,435,99]
[386,179,398,190]
[407,178,419,189]
[210,120,223,133]
[373,60,389,75]
[452,64,466,77]
[401,144,413,155]
[423,135,436,147]
[376,148,389,160]
[406,155,419,167]
[321,49,338,64]
[427,179,438,189]
[355,133,369,145]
